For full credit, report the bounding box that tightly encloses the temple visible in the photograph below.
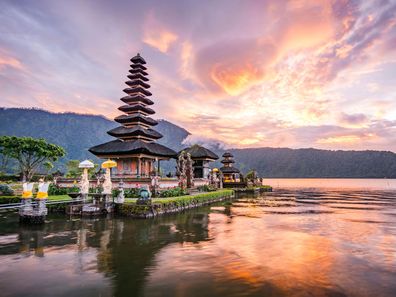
[220,152,240,182]
[180,145,219,178]
[89,54,177,177]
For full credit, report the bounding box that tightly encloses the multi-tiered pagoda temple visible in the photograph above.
[220,152,240,182]
[89,54,177,177]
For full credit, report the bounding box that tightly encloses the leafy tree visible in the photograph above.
[0,153,10,174]
[66,160,80,178]
[246,170,257,181]
[43,161,54,174]
[0,136,65,181]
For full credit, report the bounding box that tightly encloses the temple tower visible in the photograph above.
[89,54,176,177]
[220,152,240,182]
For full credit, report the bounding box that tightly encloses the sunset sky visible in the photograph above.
[1,0,396,150]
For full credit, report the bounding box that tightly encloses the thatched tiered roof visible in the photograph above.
[89,53,176,159]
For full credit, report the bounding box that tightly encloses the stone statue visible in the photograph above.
[177,151,194,189]
[116,180,125,204]
[185,152,194,188]
[151,175,160,196]
[176,151,187,190]
[102,168,112,195]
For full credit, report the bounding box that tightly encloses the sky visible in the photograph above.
[1,0,396,151]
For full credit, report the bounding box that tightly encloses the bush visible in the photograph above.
[0,184,14,196]
[124,188,139,198]
[48,183,68,195]
[89,186,103,194]
[48,184,79,195]
[197,184,216,192]
[159,187,187,198]
[0,196,20,204]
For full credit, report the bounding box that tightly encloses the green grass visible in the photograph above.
[47,195,71,201]
[118,190,234,216]
[123,189,234,206]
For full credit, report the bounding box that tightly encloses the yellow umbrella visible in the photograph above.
[102,159,117,169]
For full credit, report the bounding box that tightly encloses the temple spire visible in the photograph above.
[107,53,162,142]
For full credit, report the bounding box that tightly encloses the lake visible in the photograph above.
[0,179,395,297]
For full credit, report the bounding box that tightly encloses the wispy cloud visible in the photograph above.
[1,0,396,151]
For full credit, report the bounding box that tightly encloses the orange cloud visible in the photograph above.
[143,11,178,53]
[278,0,334,52]
[195,39,278,96]
[210,62,264,96]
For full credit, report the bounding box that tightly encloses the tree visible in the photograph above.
[43,161,54,174]
[66,160,80,178]
[0,136,66,181]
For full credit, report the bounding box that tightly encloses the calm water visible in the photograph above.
[1,180,396,297]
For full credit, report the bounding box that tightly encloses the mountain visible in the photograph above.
[1,107,396,178]
[227,147,396,178]
[0,108,189,169]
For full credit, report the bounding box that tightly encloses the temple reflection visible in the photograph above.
[0,190,395,297]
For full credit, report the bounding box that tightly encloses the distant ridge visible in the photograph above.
[227,147,396,178]
[1,107,396,178]
[0,107,189,164]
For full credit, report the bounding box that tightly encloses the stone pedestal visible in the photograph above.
[19,199,47,224]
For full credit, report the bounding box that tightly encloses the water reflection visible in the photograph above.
[0,188,395,297]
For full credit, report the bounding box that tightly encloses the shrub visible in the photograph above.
[0,196,20,204]
[89,185,103,194]
[0,184,14,196]
[124,188,139,198]
[48,183,68,195]
[48,184,79,195]
[159,187,187,198]
[197,184,216,192]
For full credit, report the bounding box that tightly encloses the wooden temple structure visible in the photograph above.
[89,54,177,178]
[220,152,240,183]
[179,145,219,178]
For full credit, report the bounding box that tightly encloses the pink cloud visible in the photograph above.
[143,11,178,53]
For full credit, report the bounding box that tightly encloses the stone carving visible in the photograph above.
[116,180,125,204]
[177,152,187,190]
[185,152,194,188]
[177,151,194,189]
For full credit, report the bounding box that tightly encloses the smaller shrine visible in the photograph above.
[179,145,219,179]
[220,152,240,182]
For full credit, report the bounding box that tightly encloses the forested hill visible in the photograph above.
[0,107,190,162]
[227,147,396,178]
[1,107,396,178]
